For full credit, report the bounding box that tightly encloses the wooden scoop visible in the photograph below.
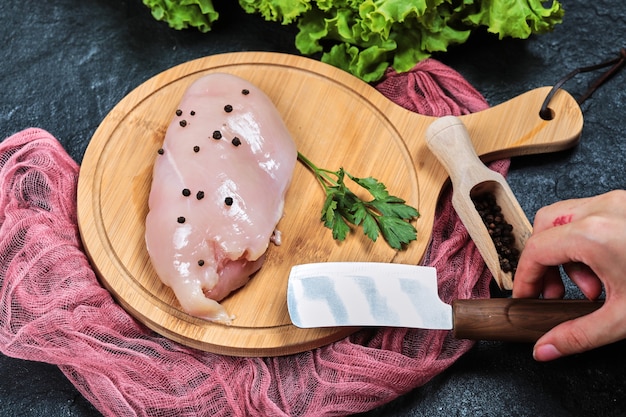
[425,116,532,290]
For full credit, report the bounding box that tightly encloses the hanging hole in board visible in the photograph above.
[539,107,555,121]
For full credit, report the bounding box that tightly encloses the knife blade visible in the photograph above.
[287,262,603,342]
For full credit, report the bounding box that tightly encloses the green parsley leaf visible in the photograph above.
[297,152,419,250]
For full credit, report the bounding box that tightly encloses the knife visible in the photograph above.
[287,262,603,342]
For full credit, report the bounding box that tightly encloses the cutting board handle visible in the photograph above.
[452,298,603,342]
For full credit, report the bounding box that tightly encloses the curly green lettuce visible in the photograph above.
[295,0,564,81]
[143,0,219,32]
[238,0,312,24]
[291,2,470,81]
[143,0,564,82]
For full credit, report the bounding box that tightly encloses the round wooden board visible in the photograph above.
[77,52,426,357]
[77,52,583,357]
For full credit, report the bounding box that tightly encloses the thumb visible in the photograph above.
[533,305,620,361]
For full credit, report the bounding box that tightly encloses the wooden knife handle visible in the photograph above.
[452,298,603,342]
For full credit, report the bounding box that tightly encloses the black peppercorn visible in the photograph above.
[242,89,249,95]
[196,191,205,200]
[190,110,196,116]
[198,260,205,267]
[193,145,200,153]
[157,148,164,155]
[176,109,182,116]
[232,137,241,147]
[212,130,222,140]
[225,197,233,206]
[179,120,187,127]
[182,188,191,197]
[177,216,186,224]
[224,104,233,113]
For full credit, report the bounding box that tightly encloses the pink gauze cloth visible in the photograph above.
[0,59,510,417]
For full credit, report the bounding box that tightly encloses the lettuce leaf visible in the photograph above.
[143,0,219,32]
[461,0,565,39]
[238,0,312,24]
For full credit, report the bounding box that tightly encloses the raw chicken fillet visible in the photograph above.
[145,73,297,324]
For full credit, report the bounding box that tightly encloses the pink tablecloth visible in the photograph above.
[0,59,507,417]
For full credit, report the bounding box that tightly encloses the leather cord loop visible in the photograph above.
[540,48,626,120]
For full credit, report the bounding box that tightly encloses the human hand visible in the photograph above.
[513,190,626,361]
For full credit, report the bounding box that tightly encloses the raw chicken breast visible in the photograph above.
[145,73,297,324]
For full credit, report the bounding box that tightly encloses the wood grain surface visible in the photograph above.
[76,52,583,357]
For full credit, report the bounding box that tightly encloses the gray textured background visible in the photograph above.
[2,1,626,416]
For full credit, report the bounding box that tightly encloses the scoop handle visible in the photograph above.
[452,298,603,342]
[425,115,497,187]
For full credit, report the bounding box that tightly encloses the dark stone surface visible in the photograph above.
[2,0,626,416]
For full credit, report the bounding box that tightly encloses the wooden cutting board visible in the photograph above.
[77,52,583,357]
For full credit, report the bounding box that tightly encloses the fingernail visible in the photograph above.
[533,344,562,361]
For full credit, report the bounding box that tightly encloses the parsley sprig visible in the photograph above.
[297,152,419,250]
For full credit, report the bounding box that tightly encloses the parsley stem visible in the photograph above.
[297,152,338,191]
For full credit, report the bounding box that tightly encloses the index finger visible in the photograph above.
[513,222,583,298]
[531,196,592,233]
